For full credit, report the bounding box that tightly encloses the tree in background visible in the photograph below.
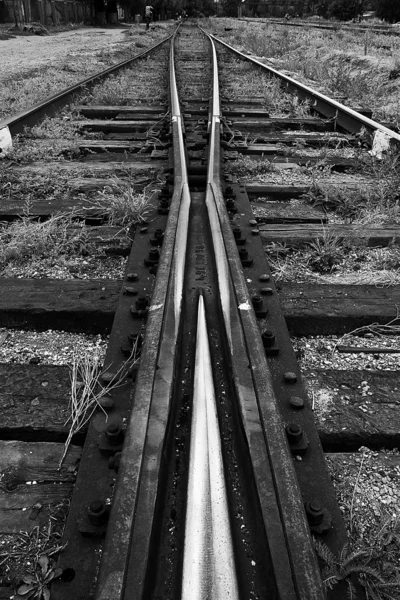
[220,0,238,16]
[374,0,400,22]
[312,0,330,17]
[328,0,363,20]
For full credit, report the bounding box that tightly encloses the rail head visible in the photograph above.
[205,30,400,145]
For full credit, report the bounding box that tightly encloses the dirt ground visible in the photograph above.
[0,22,172,118]
[0,25,151,82]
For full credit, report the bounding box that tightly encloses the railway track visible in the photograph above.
[241,17,400,38]
[1,21,400,600]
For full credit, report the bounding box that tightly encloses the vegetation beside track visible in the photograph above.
[219,53,311,116]
[206,18,400,123]
[0,24,172,120]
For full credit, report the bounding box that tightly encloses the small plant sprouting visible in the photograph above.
[315,539,384,599]
[14,555,62,600]
[307,230,346,274]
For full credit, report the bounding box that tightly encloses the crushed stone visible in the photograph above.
[294,335,400,371]
[2,256,127,280]
[0,329,108,365]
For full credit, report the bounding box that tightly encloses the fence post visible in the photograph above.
[50,0,57,24]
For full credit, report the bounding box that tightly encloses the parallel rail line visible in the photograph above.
[1,21,399,600]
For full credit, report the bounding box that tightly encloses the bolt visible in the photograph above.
[101,371,116,384]
[98,395,114,411]
[249,219,257,226]
[252,295,263,311]
[121,344,132,357]
[284,371,297,383]
[135,296,148,310]
[251,229,259,235]
[225,185,234,195]
[286,423,303,445]
[226,198,236,210]
[123,286,138,295]
[305,500,324,526]
[239,248,248,261]
[260,287,274,295]
[262,330,275,347]
[232,226,242,240]
[259,274,270,282]
[126,272,138,281]
[149,248,160,261]
[105,423,124,446]
[87,501,108,525]
[290,396,305,409]
[154,228,164,240]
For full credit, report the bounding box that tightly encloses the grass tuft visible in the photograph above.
[0,210,94,273]
[90,177,157,227]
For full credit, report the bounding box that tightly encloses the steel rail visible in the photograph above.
[203,30,326,599]
[93,28,192,600]
[204,30,400,142]
[182,293,239,600]
[0,32,174,138]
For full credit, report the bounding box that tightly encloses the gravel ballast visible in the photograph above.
[0,329,108,365]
